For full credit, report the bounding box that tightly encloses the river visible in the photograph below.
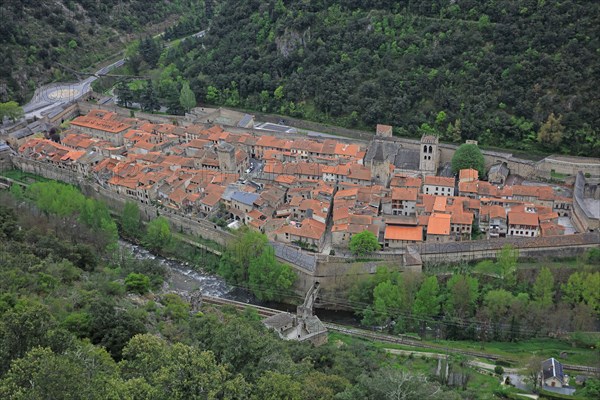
[119,240,255,303]
[118,240,359,322]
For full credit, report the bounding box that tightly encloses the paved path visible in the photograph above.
[22,30,207,120]
[385,348,522,373]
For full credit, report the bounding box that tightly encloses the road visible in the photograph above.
[22,30,207,120]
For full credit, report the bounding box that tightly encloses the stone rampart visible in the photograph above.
[412,232,599,265]
[572,172,600,232]
[77,101,187,125]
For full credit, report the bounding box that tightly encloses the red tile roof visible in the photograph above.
[385,225,422,241]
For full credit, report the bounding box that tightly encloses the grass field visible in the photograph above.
[330,330,600,368]
[330,332,506,399]
[426,337,600,367]
[0,169,50,184]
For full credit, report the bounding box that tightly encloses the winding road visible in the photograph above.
[22,30,207,120]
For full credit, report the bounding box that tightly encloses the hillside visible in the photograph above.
[167,0,599,157]
[0,0,206,104]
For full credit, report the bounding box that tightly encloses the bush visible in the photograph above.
[124,273,150,294]
[494,365,504,375]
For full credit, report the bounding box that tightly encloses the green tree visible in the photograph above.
[0,300,72,373]
[563,272,600,313]
[349,230,380,257]
[274,85,284,102]
[252,371,302,400]
[115,81,134,108]
[141,80,160,112]
[219,228,268,283]
[451,143,485,177]
[248,246,296,301]
[88,300,146,360]
[144,216,171,252]
[0,345,122,400]
[537,113,564,148]
[446,274,479,319]
[121,201,141,239]
[179,81,196,112]
[496,245,518,286]
[371,279,403,326]
[533,267,554,308]
[0,101,24,122]
[413,276,440,326]
[206,85,220,104]
[125,273,151,294]
[484,289,514,331]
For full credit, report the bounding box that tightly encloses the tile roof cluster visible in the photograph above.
[16,109,573,252]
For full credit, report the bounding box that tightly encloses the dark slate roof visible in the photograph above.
[263,312,295,330]
[542,358,564,382]
[231,191,259,206]
[489,162,509,176]
[271,241,316,272]
[9,127,33,139]
[393,149,419,170]
[237,114,254,128]
[217,141,234,152]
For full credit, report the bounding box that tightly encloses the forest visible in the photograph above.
[0,0,206,103]
[154,0,599,157]
[347,249,600,343]
[0,183,480,399]
[1,179,599,397]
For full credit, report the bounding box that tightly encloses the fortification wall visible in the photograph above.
[77,101,187,125]
[414,232,599,265]
[572,172,600,232]
[10,156,234,246]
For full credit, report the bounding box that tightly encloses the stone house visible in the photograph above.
[423,176,456,197]
[507,210,539,237]
[541,358,565,388]
[274,218,326,252]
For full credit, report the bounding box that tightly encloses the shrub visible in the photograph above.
[125,273,150,294]
[494,365,504,375]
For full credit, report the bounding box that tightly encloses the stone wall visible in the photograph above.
[10,155,235,247]
[412,232,599,265]
[77,101,187,125]
[572,172,600,232]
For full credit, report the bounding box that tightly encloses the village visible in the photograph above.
[7,105,598,258]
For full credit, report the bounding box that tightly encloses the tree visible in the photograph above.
[343,368,448,400]
[88,300,146,360]
[0,300,72,373]
[533,267,554,308]
[0,101,24,122]
[349,230,380,257]
[525,356,543,392]
[538,113,564,148]
[179,81,196,112]
[121,201,141,239]
[0,345,122,400]
[141,80,160,112]
[413,276,440,332]
[451,143,485,177]
[446,275,479,319]
[563,272,600,313]
[248,246,296,301]
[219,228,268,283]
[206,85,220,103]
[252,371,302,400]
[144,216,171,252]
[115,81,134,108]
[371,280,403,326]
[125,273,151,294]
[496,245,518,287]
